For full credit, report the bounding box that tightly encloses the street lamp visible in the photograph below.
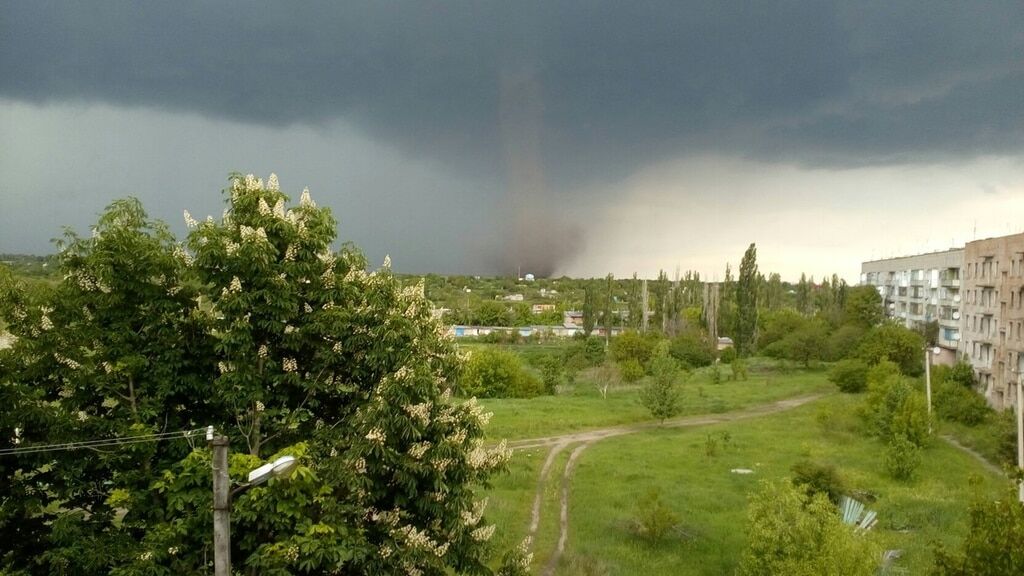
[210,433,298,576]
[1013,368,1024,503]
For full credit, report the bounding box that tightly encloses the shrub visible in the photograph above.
[610,331,656,367]
[563,336,606,370]
[932,484,1024,575]
[826,324,866,361]
[630,489,680,542]
[669,331,714,368]
[829,359,870,393]
[856,323,925,376]
[885,434,921,481]
[461,347,544,398]
[732,357,748,381]
[738,480,881,576]
[710,363,722,384]
[933,381,990,426]
[790,460,847,504]
[540,355,565,395]
[863,367,932,447]
[640,354,681,422]
[719,346,737,364]
[620,358,645,383]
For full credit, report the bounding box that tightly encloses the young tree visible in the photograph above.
[718,263,737,337]
[640,350,681,423]
[735,243,759,356]
[796,273,811,315]
[603,273,614,346]
[0,176,517,575]
[932,484,1024,575]
[582,283,597,337]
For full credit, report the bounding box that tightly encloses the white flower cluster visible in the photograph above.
[138,551,152,561]
[183,210,198,229]
[284,325,296,334]
[257,344,269,359]
[408,441,431,460]
[228,276,243,293]
[403,402,432,426]
[243,174,263,192]
[284,243,297,261]
[365,427,386,445]
[173,245,193,265]
[396,524,449,558]
[470,524,496,542]
[258,197,272,216]
[284,545,299,562]
[273,198,285,219]
[461,497,488,527]
[299,187,314,207]
[510,537,534,570]
[217,361,233,374]
[382,254,392,269]
[53,352,80,370]
[282,357,298,373]
[448,428,467,445]
[224,240,240,256]
[463,398,493,426]
[354,457,367,473]
[40,315,54,331]
[77,410,89,422]
[304,302,313,313]
[371,509,401,527]
[72,271,110,293]
[332,341,343,354]
[466,440,511,470]
[321,267,336,289]
[267,173,279,191]
[239,225,268,244]
[255,401,265,412]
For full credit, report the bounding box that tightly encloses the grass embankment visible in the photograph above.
[551,393,1002,575]
[479,361,832,441]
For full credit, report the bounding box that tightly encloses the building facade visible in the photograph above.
[861,249,963,364]
[960,233,1024,409]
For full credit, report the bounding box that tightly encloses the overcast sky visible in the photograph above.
[2,1,1022,281]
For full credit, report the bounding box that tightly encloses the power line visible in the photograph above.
[0,427,207,456]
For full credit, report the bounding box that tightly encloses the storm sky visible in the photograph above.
[2,1,1023,280]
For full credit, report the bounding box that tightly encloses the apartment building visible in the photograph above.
[861,249,964,364]
[960,233,1024,409]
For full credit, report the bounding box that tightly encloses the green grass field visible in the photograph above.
[479,365,833,441]
[484,392,1004,575]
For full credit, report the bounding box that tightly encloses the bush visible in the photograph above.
[629,489,680,542]
[826,324,866,361]
[669,331,714,368]
[564,336,606,371]
[863,366,932,447]
[934,381,990,426]
[731,358,748,381]
[738,480,881,576]
[641,354,681,422]
[460,347,544,398]
[620,358,645,383]
[710,363,722,384]
[856,323,925,376]
[719,346,737,364]
[828,359,870,393]
[790,460,847,504]
[540,355,565,394]
[610,331,656,367]
[885,434,921,481]
[932,484,1024,575]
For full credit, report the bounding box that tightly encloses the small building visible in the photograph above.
[717,336,734,351]
[563,310,584,328]
[500,294,524,302]
[531,303,556,314]
[524,273,535,282]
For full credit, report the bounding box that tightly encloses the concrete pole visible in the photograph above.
[212,435,231,576]
[924,349,932,433]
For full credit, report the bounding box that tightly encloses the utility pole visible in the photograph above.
[924,348,933,434]
[212,435,231,576]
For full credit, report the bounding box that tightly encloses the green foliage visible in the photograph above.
[540,355,565,394]
[763,321,828,367]
[884,434,921,481]
[842,285,883,327]
[462,347,545,398]
[757,308,807,350]
[582,284,597,336]
[564,336,606,371]
[731,357,748,381]
[0,178,512,574]
[863,365,933,447]
[719,346,737,364]
[790,460,847,504]
[735,243,759,356]
[829,358,870,393]
[668,330,714,368]
[620,358,645,383]
[629,489,680,542]
[610,331,656,367]
[826,324,866,361]
[710,363,722,384]
[935,362,976,389]
[737,479,880,576]
[856,323,926,376]
[931,484,1024,575]
[640,354,681,422]
[934,381,990,426]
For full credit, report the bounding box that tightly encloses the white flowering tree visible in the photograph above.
[0,176,528,575]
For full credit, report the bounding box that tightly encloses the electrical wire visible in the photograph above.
[0,428,207,456]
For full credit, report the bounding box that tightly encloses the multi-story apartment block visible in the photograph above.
[861,249,963,365]
[960,233,1024,409]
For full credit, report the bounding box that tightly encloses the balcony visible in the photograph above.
[941,277,961,288]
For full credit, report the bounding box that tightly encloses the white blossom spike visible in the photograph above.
[267,173,279,190]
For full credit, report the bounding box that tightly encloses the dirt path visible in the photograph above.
[940,434,1004,476]
[520,393,826,575]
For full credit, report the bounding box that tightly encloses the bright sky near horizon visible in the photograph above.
[2,2,1022,283]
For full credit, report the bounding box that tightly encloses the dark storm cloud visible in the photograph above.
[3,1,1021,178]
